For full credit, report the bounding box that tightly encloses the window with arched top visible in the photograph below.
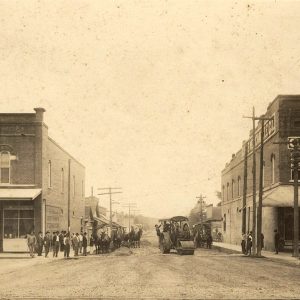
[0,151,10,183]
[231,179,235,199]
[222,185,225,201]
[226,183,229,201]
[237,176,241,197]
[48,160,52,188]
[61,168,64,193]
[271,154,275,184]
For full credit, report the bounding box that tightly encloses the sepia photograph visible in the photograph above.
[0,1,300,299]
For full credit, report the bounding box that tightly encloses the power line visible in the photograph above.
[97,187,122,237]
[122,202,137,229]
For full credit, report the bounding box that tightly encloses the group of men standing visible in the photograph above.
[241,231,283,255]
[26,230,88,258]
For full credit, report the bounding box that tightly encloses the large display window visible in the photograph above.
[2,203,34,251]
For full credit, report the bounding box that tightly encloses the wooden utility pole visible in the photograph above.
[132,209,140,224]
[257,119,265,257]
[242,142,248,235]
[244,110,272,256]
[98,187,122,237]
[196,194,206,225]
[288,138,300,257]
[68,159,71,233]
[293,150,299,258]
[122,202,137,229]
[257,116,272,256]
[244,107,258,255]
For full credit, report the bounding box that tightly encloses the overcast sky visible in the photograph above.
[0,0,299,218]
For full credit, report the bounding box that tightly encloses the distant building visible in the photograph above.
[0,108,85,252]
[84,195,107,222]
[205,204,222,235]
[221,95,300,250]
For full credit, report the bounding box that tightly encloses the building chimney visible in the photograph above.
[34,107,46,121]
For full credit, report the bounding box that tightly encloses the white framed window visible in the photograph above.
[231,180,235,199]
[291,169,300,182]
[0,151,10,184]
[48,160,52,188]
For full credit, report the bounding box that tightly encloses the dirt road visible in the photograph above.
[1,233,300,299]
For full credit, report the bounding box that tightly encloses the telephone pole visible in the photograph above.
[196,194,206,225]
[122,202,137,229]
[98,187,122,237]
[244,109,272,256]
[242,142,248,235]
[68,159,71,233]
[132,209,140,224]
[288,137,300,257]
[292,150,299,258]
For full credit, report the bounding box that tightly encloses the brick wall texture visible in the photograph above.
[0,108,85,246]
[221,95,300,250]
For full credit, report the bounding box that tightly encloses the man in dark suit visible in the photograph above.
[37,231,44,256]
[82,232,88,256]
[44,231,51,258]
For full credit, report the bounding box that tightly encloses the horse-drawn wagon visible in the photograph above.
[158,216,195,255]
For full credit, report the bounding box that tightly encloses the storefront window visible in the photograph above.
[4,210,18,218]
[19,219,34,238]
[20,210,34,218]
[4,219,18,239]
[3,207,34,239]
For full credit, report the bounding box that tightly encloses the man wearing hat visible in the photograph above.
[72,233,79,256]
[37,231,44,256]
[53,231,60,257]
[27,231,36,258]
[44,231,51,258]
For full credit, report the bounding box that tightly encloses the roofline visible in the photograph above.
[48,137,85,168]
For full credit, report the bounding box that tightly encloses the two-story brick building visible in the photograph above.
[0,108,85,252]
[221,95,300,250]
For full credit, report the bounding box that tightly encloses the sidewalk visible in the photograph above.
[213,241,300,266]
[0,252,84,259]
[0,252,31,259]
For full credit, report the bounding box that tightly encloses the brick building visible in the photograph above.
[0,108,85,252]
[221,95,300,251]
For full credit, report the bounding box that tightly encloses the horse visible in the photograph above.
[129,227,135,248]
[100,232,111,253]
[133,228,143,248]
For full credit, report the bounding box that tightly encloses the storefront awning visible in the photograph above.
[263,185,298,207]
[0,188,42,200]
[93,215,110,226]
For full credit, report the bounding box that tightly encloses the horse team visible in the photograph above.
[93,226,143,254]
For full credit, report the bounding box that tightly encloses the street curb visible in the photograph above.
[263,255,300,267]
[212,244,300,267]
[212,244,241,254]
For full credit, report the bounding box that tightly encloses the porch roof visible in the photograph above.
[263,185,297,207]
[0,188,42,200]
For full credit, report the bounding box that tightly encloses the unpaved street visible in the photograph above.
[1,234,300,299]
